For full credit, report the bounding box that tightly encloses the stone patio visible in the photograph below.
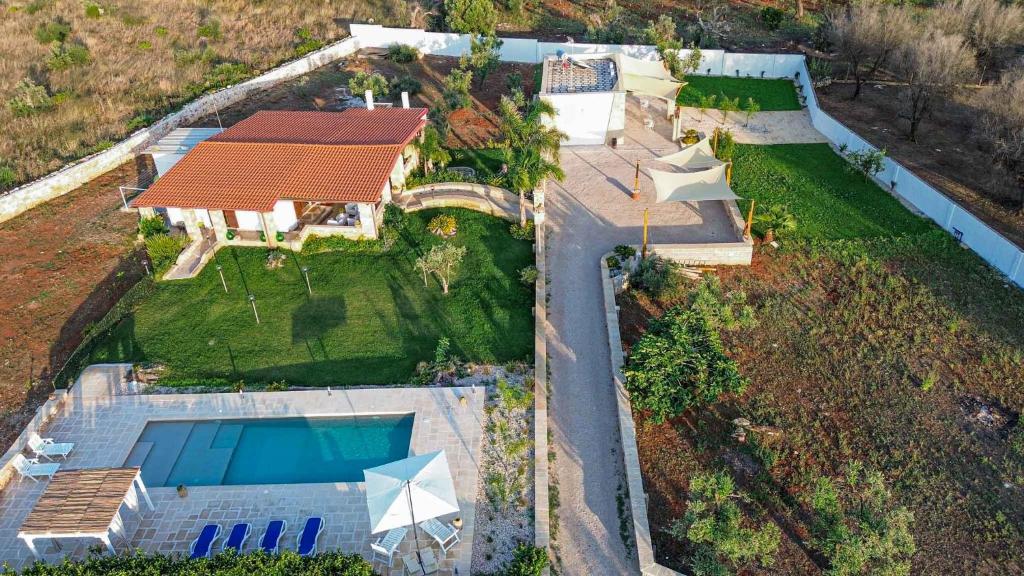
[0,385,485,574]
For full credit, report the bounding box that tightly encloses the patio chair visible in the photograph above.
[189,524,222,559]
[370,526,408,568]
[296,517,324,557]
[401,552,424,576]
[11,454,59,483]
[418,518,460,558]
[258,520,287,554]
[222,522,251,553]
[420,548,440,574]
[27,433,74,461]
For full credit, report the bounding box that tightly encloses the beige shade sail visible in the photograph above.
[656,138,725,170]
[650,163,740,203]
[618,54,685,103]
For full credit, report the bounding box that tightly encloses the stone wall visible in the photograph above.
[0,36,360,224]
[398,183,532,221]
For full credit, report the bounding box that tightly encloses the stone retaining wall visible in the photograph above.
[399,183,532,222]
[0,36,360,224]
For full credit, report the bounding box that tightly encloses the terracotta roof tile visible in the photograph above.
[209,108,427,146]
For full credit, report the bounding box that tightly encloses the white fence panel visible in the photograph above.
[773,55,805,78]
[350,24,470,57]
[723,53,777,78]
[500,37,540,63]
[892,169,954,224]
[681,48,725,75]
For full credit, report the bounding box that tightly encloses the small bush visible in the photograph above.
[197,20,222,40]
[348,71,389,99]
[46,43,91,71]
[509,220,534,240]
[387,43,420,63]
[383,204,406,229]
[635,255,682,298]
[26,0,51,15]
[137,40,152,50]
[202,62,250,89]
[8,80,53,117]
[519,265,538,285]
[12,549,376,575]
[841,146,887,177]
[614,244,637,260]
[301,235,386,255]
[501,544,549,575]
[443,68,473,109]
[760,7,785,31]
[390,75,422,97]
[406,169,477,188]
[138,216,168,238]
[0,162,17,190]
[34,20,71,44]
[606,255,621,270]
[294,27,323,56]
[713,128,735,162]
[83,2,103,18]
[154,25,168,37]
[428,214,458,237]
[145,234,187,275]
[126,113,153,131]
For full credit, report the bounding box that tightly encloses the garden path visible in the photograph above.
[677,106,828,145]
[544,101,738,575]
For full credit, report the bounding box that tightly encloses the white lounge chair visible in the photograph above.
[28,433,73,461]
[418,518,460,558]
[11,454,59,482]
[371,526,407,568]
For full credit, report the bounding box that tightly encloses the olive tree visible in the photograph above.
[893,28,976,142]
[415,242,467,294]
[829,0,914,99]
[460,33,503,88]
[977,68,1024,211]
[932,0,1024,77]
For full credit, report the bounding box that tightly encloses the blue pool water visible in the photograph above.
[126,415,414,487]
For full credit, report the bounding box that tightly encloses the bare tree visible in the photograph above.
[893,29,977,142]
[932,0,1024,78]
[977,67,1024,211]
[829,1,914,99]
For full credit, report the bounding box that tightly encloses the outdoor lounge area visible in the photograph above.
[0,384,484,573]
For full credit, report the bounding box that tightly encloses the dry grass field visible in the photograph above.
[0,0,409,190]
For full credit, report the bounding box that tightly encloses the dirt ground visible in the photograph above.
[818,82,1024,248]
[0,158,153,449]
[192,53,539,149]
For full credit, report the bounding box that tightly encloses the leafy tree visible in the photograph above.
[497,96,567,225]
[624,305,748,423]
[717,94,740,124]
[415,242,467,294]
[585,0,633,44]
[809,462,916,576]
[348,71,389,99]
[460,33,503,88]
[417,125,451,174]
[742,97,760,127]
[444,0,497,35]
[443,68,473,109]
[670,470,781,575]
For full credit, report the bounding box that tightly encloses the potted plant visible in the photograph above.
[754,204,797,243]
[452,516,463,529]
[682,129,700,145]
[177,484,188,498]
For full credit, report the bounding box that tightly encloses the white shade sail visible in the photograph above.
[364,450,459,534]
[618,54,685,102]
[650,163,740,203]
[655,138,725,170]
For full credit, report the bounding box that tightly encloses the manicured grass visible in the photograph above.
[88,209,534,386]
[448,148,505,176]
[731,143,933,240]
[677,75,801,111]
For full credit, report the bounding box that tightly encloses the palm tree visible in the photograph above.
[416,125,450,174]
[497,95,567,225]
[754,204,797,243]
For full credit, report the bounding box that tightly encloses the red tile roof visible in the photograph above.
[134,109,427,211]
[209,109,427,146]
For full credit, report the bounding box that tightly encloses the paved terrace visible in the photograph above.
[546,96,742,575]
[0,386,485,573]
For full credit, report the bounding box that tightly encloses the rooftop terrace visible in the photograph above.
[542,57,619,94]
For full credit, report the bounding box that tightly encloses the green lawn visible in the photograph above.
[731,144,933,240]
[448,148,505,176]
[88,208,534,386]
[677,75,801,111]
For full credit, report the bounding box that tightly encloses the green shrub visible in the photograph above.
[443,68,473,109]
[407,168,477,188]
[300,234,386,255]
[154,25,169,37]
[126,113,153,131]
[200,62,250,89]
[606,255,621,270]
[83,2,102,18]
[635,255,682,298]
[34,20,71,44]
[760,7,785,31]
[294,27,324,56]
[348,71,389,98]
[390,75,422,97]
[509,220,534,240]
[25,0,51,15]
[137,40,152,50]
[145,234,187,275]
[138,216,168,238]
[519,265,538,285]
[428,214,458,236]
[713,128,735,162]
[614,244,636,260]
[46,43,91,71]
[0,162,17,190]
[197,19,222,40]
[670,470,781,574]
[13,549,375,575]
[8,80,53,117]
[839,145,887,178]
[387,43,420,63]
[500,544,549,575]
[444,0,498,34]
[624,305,747,423]
[383,203,406,229]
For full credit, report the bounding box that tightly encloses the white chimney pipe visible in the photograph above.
[401,91,410,109]
[365,90,374,110]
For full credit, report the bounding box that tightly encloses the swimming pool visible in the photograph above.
[126,414,414,487]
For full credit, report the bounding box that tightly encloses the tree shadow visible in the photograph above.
[290,296,347,345]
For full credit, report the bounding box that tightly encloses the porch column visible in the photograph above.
[19,535,40,560]
[209,210,229,242]
[181,209,204,242]
[357,203,377,238]
[260,212,279,248]
[389,155,407,192]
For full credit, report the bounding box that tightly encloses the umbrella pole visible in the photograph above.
[407,481,423,563]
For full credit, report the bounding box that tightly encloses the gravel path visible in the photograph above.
[545,102,738,575]
[677,106,828,144]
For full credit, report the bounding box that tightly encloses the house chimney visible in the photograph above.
[365,90,375,110]
[401,91,410,109]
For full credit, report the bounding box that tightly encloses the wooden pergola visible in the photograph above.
[17,467,154,560]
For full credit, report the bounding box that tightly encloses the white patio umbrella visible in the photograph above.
[364,450,459,555]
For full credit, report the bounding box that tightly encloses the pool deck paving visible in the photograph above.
[0,386,485,574]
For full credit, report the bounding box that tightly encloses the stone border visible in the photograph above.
[398,183,533,222]
[599,253,686,576]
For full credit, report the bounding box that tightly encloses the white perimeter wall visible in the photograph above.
[544,92,616,146]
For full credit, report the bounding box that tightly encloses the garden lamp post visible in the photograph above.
[301,266,312,295]
[642,208,649,259]
[216,264,228,293]
[248,293,260,324]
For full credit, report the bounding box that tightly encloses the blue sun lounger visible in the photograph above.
[222,522,251,553]
[296,517,324,557]
[189,524,222,559]
[259,520,287,554]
